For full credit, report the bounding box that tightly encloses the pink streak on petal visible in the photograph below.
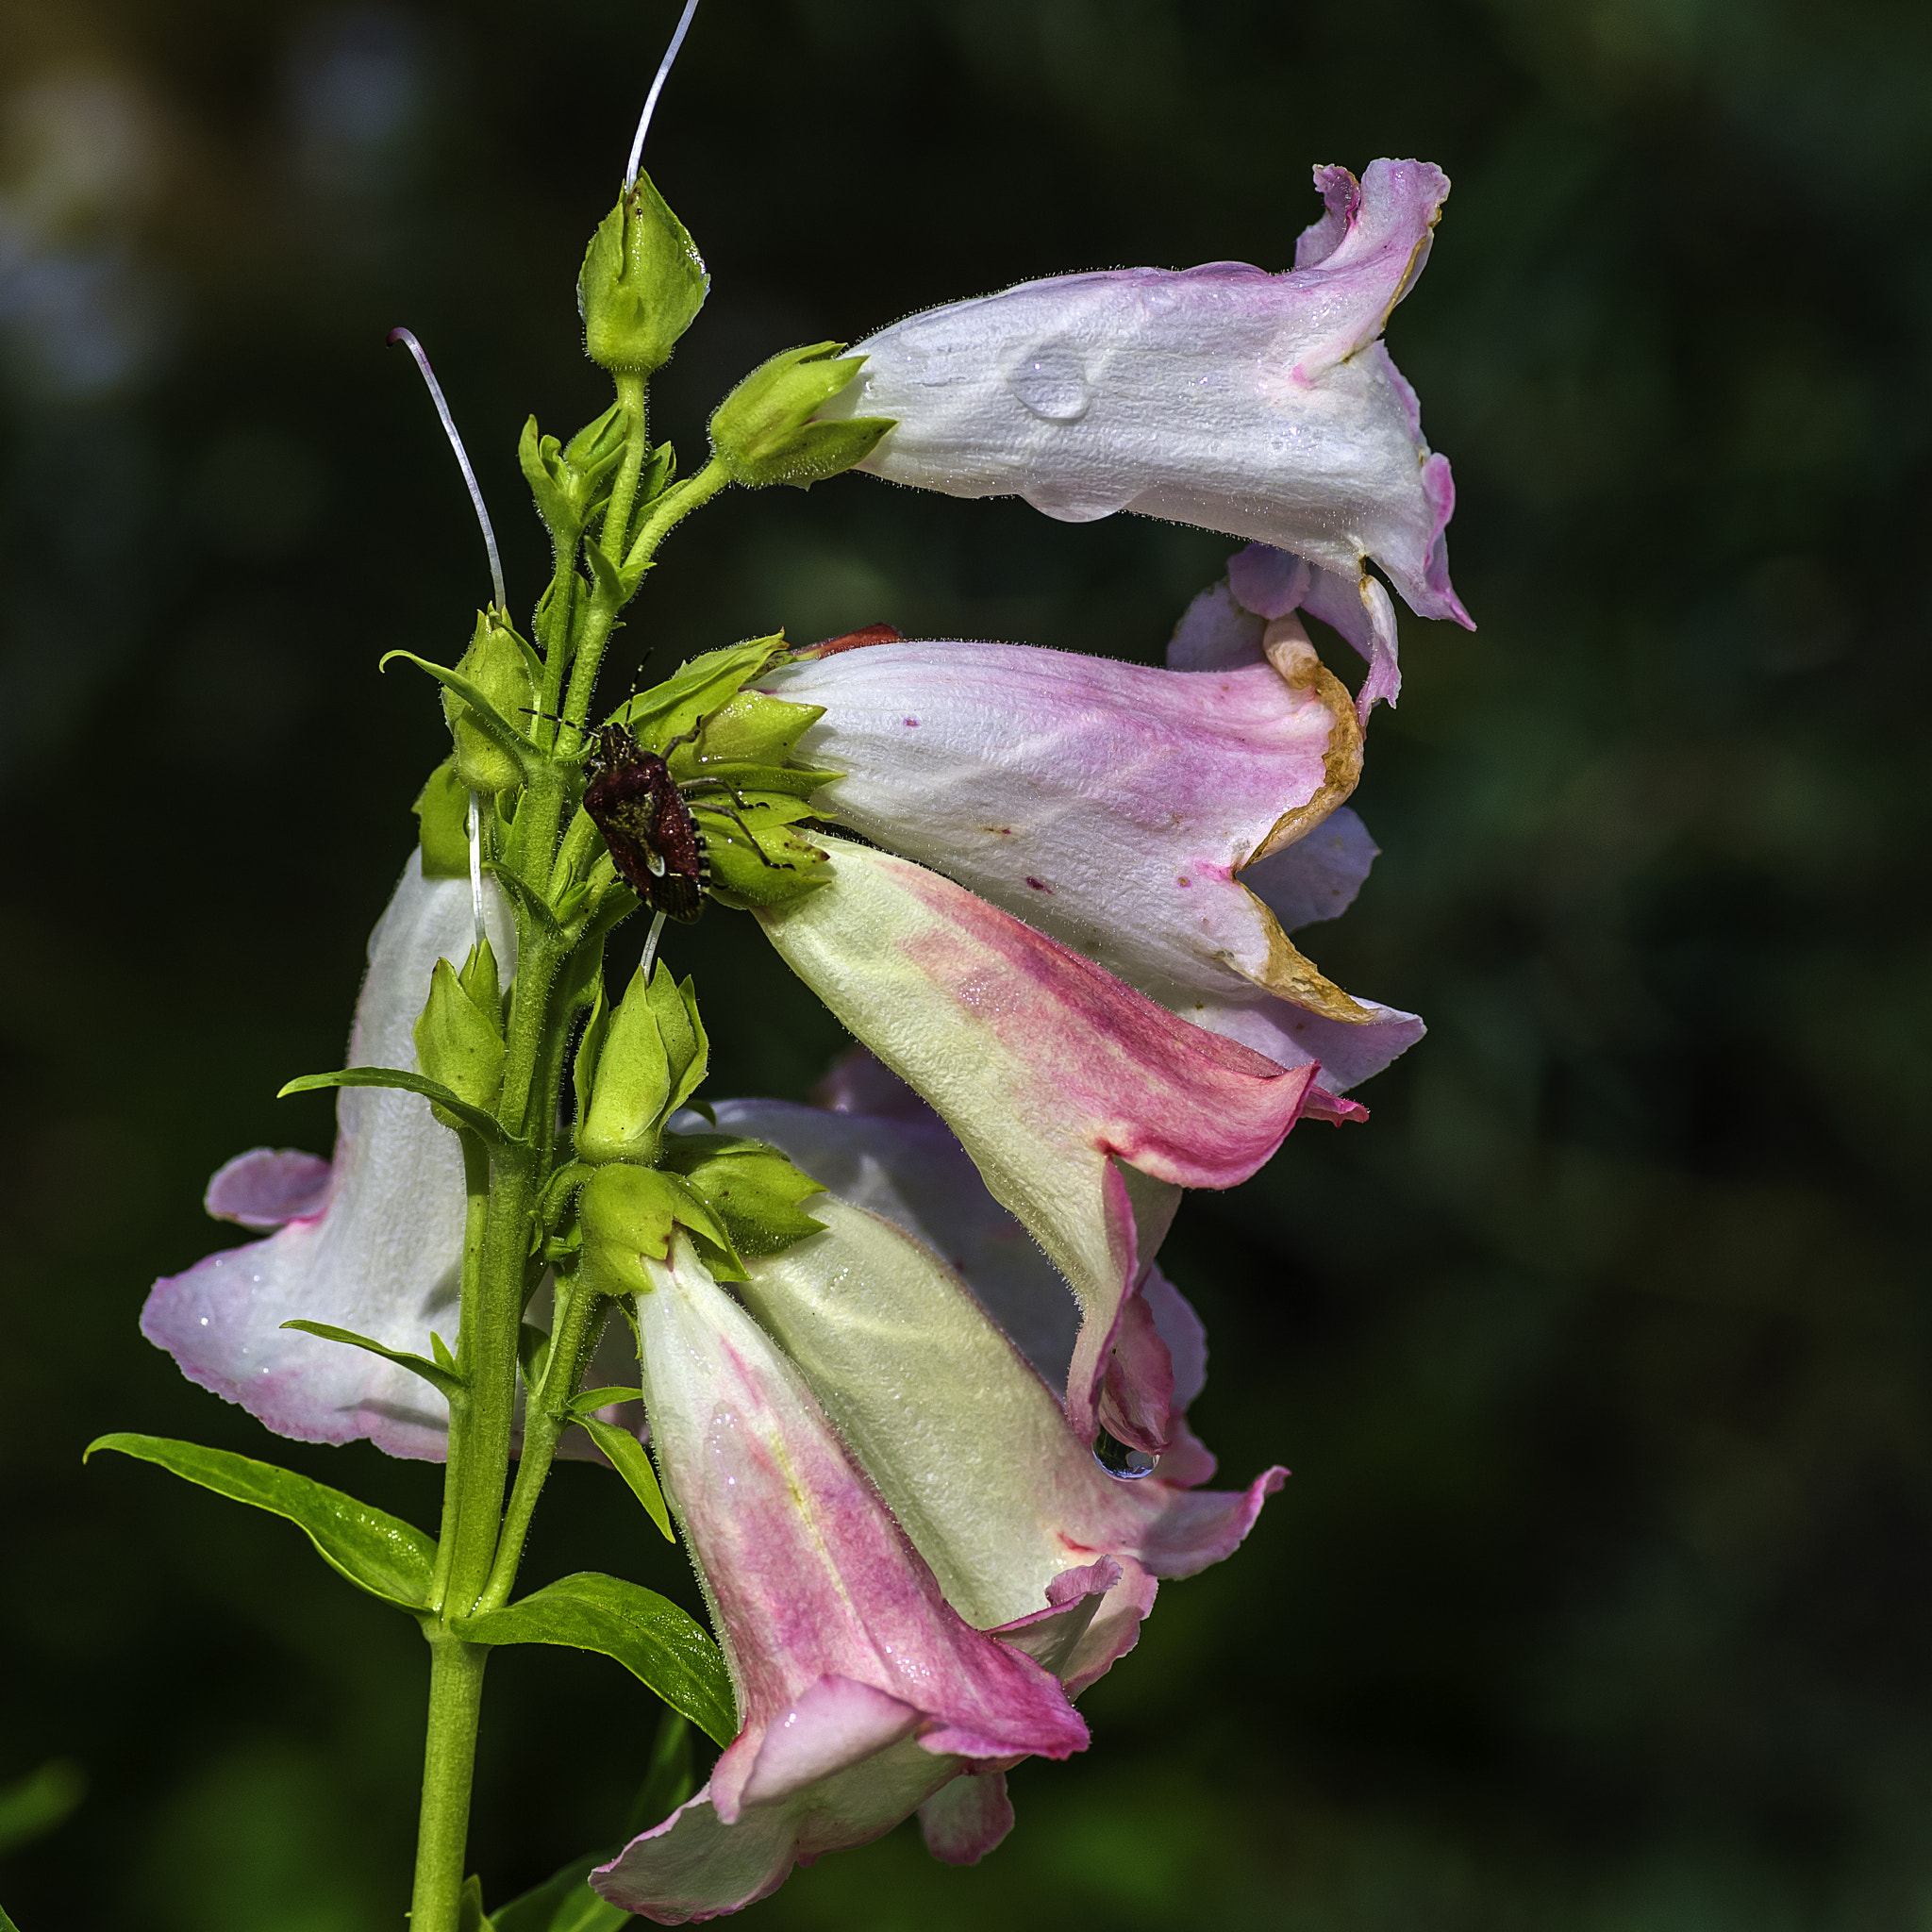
[918,1771,1015,1866]
[884,854,1316,1189]
[204,1148,334,1229]
[1094,1274,1178,1457]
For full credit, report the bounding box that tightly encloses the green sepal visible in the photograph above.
[673,757,841,803]
[619,639,786,755]
[279,1319,464,1401]
[660,1134,827,1257]
[381,650,541,783]
[490,864,565,940]
[1,1903,21,1932]
[441,613,539,793]
[709,341,893,490]
[452,1572,735,1745]
[413,758,472,878]
[580,1162,742,1292]
[414,953,507,1128]
[691,802,829,908]
[85,1433,435,1610]
[635,440,677,514]
[682,687,824,768]
[579,173,708,379]
[584,524,652,607]
[578,964,708,1168]
[277,1068,513,1146]
[574,977,611,1128]
[576,1415,675,1543]
[520,403,629,550]
[491,1716,693,1932]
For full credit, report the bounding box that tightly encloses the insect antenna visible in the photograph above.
[625,0,703,191]
[386,325,507,614]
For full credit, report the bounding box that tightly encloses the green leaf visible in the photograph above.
[413,758,472,878]
[0,1759,84,1857]
[279,1320,463,1400]
[86,1434,435,1610]
[576,1415,674,1543]
[277,1067,512,1145]
[569,1387,641,1415]
[453,1573,735,1745]
[491,1856,623,1932]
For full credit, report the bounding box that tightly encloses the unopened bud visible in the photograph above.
[442,612,535,794]
[579,174,708,379]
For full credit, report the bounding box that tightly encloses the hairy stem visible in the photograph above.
[409,1635,490,1932]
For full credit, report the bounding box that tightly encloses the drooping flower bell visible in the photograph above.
[814,158,1472,715]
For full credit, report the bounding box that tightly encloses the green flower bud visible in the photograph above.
[709,341,895,491]
[442,612,536,794]
[579,173,708,379]
[577,963,709,1167]
[413,940,506,1129]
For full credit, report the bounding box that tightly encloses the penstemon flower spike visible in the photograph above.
[99,25,1471,1924]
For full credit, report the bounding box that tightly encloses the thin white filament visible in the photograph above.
[466,791,488,953]
[638,909,668,986]
[387,325,508,613]
[624,0,703,190]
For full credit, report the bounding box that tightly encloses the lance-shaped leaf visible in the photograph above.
[86,1433,435,1609]
[142,858,516,1459]
[817,159,1470,634]
[754,837,1316,1439]
[454,1574,734,1745]
[593,1234,1087,1921]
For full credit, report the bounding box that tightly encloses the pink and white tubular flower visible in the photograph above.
[592,1229,1092,1925]
[138,855,631,1458]
[815,159,1474,714]
[140,856,515,1459]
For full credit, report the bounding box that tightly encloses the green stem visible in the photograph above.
[598,375,652,569]
[409,1635,490,1932]
[625,456,729,576]
[475,1274,601,1614]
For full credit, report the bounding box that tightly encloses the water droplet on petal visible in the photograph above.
[1092,1426,1158,1479]
[1007,346,1091,423]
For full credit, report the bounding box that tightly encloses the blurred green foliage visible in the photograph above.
[0,0,1926,1926]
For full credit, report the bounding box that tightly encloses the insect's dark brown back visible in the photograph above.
[583,726,709,923]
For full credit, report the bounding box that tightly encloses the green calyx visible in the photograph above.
[443,612,538,794]
[519,402,642,553]
[659,1133,827,1257]
[577,961,708,1168]
[708,341,894,490]
[414,939,507,1130]
[579,173,708,378]
[580,1162,738,1292]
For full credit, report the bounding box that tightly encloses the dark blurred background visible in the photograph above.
[2,0,1927,1925]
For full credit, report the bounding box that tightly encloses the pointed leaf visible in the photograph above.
[279,1319,462,1401]
[569,1387,641,1415]
[452,1573,733,1744]
[86,1434,435,1610]
[276,1067,511,1145]
[576,1416,674,1543]
[379,650,541,779]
